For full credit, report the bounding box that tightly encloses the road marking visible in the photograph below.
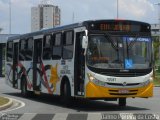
[87,113,101,120]
[0,113,159,120]
[0,98,25,113]
[66,113,88,120]
[52,113,68,120]
[18,113,37,120]
[32,114,55,120]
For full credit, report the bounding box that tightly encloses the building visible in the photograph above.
[151,24,160,36]
[31,4,61,32]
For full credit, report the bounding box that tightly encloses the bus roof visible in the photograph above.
[8,19,150,41]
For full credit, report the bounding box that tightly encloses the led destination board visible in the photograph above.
[88,21,150,32]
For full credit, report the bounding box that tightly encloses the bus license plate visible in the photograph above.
[119,89,129,94]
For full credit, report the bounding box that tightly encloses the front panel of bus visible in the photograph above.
[84,20,153,98]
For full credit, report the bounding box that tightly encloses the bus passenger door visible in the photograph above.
[33,38,42,91]
[13,42,19,88]
[74,32,85,96]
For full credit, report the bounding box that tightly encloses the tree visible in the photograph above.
[152,36,160,79]
[153,36,160,61]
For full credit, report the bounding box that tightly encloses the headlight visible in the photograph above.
[149,77,153,82]
[87,73,106,87]
[87,73,96,82]
[140,80,150,87]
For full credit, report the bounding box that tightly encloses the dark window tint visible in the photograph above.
[34,38,42,63]
[52,33,62,59]
[26,38,33,60]
[55,33,61,46]
[63,46,73,59]
[20,40,25,50]
[62,31,74,59]
[64,31,73,45]
[43,35,52,60]
[7,41,13,62]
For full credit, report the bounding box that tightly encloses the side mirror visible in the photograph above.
[82,36,88,49]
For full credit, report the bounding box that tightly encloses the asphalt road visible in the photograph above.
[0,77,160,120]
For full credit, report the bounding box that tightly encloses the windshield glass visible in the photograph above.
[86,34,152,69]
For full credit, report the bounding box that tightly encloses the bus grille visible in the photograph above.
[108,90,138,96]
[100,72,148,77]
[106,83,140,86]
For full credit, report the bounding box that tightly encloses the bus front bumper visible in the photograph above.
[85,82,153,99]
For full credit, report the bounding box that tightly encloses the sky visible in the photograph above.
[0,0,160,34]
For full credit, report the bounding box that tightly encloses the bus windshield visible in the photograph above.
[86,34,152,70]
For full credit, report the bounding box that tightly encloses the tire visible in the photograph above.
[61,81,71,106]
[21,77,30,97]
[118,98,126,107]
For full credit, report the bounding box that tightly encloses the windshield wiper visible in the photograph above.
[104,33,123,64]
[104,33,118,51]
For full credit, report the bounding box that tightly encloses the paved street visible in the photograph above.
[0,77,160,120]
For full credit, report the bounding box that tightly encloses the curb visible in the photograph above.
[0,97,13,111]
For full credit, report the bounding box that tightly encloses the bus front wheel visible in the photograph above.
[118,98,126,107]
[61,81,71,106]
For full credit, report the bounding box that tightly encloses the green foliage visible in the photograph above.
[153,36,160,61]
[152,36,160,85]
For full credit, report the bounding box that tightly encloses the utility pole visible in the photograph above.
[117,0,119,19]
[72,12,75,23]
[9,0,11,34]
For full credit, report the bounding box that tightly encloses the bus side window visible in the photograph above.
[43,35,52,60]
[26,38,33,60]
[19,39,26,61]
[52,33,62,59]
[62,31,74,59]
[7,41,13,62]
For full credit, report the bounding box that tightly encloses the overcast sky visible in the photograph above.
[0,0,159,34]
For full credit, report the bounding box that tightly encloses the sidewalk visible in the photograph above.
[0,96,13,111]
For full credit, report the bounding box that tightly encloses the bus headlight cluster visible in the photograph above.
[87,73,106,87]
[149,76,153,82]
[140,80,150,87]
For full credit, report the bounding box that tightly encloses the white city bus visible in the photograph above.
[6,20,153,106]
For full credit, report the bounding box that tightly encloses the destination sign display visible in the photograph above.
[99,24,131,31]
[88,21,150,32]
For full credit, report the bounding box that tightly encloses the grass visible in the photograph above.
[153,77,160,86]
[153,79,160,86]
[154,70,160,86]
[0,97,9,106]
